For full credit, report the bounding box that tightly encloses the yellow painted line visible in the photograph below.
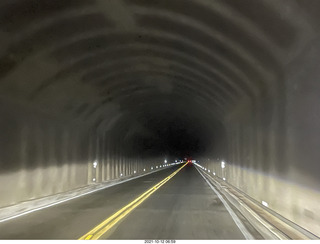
[79,163,187,240]
[84,235,93,240]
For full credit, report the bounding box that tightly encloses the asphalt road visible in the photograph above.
[0,164,247,240]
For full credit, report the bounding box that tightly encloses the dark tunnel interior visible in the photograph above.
[110,98,224,159]
[0,0,320,238]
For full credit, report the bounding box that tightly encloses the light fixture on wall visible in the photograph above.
[93,161,98,168]
[221,161,226,169]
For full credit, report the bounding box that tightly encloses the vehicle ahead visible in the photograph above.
[186,158,196,166]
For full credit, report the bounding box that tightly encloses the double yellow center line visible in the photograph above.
[79,162,188,240]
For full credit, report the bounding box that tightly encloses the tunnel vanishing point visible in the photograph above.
[0,0,320,240]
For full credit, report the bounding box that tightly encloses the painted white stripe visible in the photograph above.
[195,166,254,240]
[0,166,175,223]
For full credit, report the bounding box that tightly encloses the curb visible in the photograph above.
[196,166,319,240]
[0,165,177,223]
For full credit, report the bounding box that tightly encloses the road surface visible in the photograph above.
[0,164,254,239]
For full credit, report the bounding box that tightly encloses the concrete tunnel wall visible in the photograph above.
[199,33,320,235]
[0,0,320,237]
[0,98,165,207]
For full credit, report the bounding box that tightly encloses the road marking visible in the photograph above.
[195,166,254,240]
[84,235,93,240]
[0,165,177,223]
[79,163,188,240]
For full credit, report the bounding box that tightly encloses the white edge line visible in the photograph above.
[195,166,255,240]
[0,166,176,223]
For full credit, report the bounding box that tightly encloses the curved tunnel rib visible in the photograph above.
[0,0,320,240]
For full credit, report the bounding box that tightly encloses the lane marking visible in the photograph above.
[84,235,93,240]
[195,166,254,240]
[79,163,188,240]
[0,165,178,223]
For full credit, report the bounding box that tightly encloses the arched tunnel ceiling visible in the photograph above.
[0,0,317,158]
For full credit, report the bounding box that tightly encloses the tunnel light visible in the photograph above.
[208,170,211,173]
[160,165,162,168]
[221,161,226,169]
[120,173,123,177]
[165,160,167,163]
[93,178,96,182]
[151,167,153,170]
[213,172,216,175]
[93,161,98,168]
[134,170,136,174]
[143,169,146,171]
[262,201,269,207]
[223,178,226,181]
[156,166,158,169]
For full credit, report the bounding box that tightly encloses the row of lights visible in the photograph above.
[193,161,227,181]
[91,159,184,181]
[194,161,270,208]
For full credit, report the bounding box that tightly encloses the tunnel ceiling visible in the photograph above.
[0,0,316,158]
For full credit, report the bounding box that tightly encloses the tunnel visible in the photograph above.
[0,0,320,240]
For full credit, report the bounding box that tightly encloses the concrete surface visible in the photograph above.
[0,0,320,239]
[0,165,250,240]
